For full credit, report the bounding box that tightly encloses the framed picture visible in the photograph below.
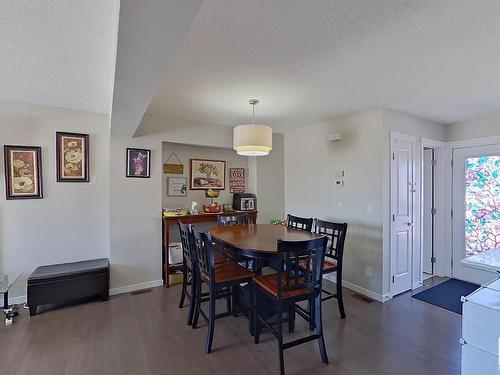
[167,177,187,196]
[56,132,89,182]
[126,148,151,178]
[190,159,226,190]
[229,167,245,193]
[4,145,43,199]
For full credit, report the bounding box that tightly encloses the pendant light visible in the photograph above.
[233,99,272,156]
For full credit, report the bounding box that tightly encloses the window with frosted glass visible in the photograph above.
[465,156,500,257]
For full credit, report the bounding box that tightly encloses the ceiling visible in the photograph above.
[147,0,500,132]
[0,0,118,114]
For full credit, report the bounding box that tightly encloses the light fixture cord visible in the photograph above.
[252,103,255,125]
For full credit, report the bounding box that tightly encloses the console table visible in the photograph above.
[162,210,257,287]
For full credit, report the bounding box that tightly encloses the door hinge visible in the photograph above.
[451,159,454,167]
[431,256,437,264]
[392,214,395,222]
[392,153,395,161]
[431,159,437,167]
[431,208,437,215]
[392,275,395,283]
[451,258,453,268]
[451,209,454,218]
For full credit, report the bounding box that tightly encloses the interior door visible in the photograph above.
[452,145,500,284]
[390,136,415,296]
[422,148,434,274]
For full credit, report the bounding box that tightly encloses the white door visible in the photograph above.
[390,136,416,296]
[452,145,500,284]
[422,148,434,274]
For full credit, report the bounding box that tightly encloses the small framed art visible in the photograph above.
[167,177,187,196]
[56,132,89,182]
[4,145,43,199]
[126,148,151,178]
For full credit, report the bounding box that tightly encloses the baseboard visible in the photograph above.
[323,274,389,303]
[109,280,164,296]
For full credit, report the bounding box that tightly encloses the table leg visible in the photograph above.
[165,221,170,288]
[3,291,8,310]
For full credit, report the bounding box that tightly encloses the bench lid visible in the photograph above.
[28,258,109,282]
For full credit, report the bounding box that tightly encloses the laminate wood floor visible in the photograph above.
[0,277,461,375]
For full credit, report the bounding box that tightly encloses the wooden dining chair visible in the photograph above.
[252,236,329,375]
[178,222,197,326]
[191,230,254,354]
[314,219,348,319]
[286,214,313,232]
[217,213,254,226]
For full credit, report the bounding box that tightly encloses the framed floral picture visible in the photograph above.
[4,145,43,199]
[190,159,226,190]
[126,148,151,178]
[56,132,89,182]
[167,177,187,196]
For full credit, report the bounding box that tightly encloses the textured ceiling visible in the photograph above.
[0,0,118,114]
[148,0,500,131]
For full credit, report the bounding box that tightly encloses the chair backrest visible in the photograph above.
[286,214,313,232]
[193,230,215,282]
[217,213,253,226]
[314,219,348,263]
[178,221,196,263]
[276,236,328,297]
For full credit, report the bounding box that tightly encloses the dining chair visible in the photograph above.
[314,219,348,319]
[217,213,254,226]
[252,236,329,375]
[178,222,197,326]
[191,230,254,354]
[286,214,313,232]
[217,213,254,269]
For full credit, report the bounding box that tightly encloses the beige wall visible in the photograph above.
[0,101,110,299]
[285,109,385,296]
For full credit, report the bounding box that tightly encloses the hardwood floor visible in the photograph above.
[0,278,461,375]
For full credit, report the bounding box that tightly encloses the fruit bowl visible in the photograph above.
[202,203,221,213]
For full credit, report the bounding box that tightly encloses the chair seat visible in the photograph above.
[200,261,253,284]
[214,252,232,265]
[253,274,313,299]
[298,258,337,273]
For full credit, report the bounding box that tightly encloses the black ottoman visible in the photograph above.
[27,258,110,316]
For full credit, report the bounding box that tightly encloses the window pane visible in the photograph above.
[465,156,500,257]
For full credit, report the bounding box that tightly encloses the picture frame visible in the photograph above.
[4,145,43,199]
[190,159,226,190]
[167,177,187,196]
[126,148,151,178]
[229,167,245,193]
[56,132,89,182]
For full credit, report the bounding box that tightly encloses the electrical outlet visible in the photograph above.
[365,266,373,278]
[334,179,344,187]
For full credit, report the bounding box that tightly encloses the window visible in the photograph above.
[465,156,500,257]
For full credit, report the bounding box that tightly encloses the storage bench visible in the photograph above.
[27,258,110,316]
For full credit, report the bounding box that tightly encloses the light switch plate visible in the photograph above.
[334,179,344,187]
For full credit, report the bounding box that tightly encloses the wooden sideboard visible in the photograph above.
[162,210,258,287]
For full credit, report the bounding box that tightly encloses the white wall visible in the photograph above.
[285,109,385,297]
[446,114,500,141]
[0,101,110,298]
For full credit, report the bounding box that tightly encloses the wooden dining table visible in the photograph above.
[208,223,323,263]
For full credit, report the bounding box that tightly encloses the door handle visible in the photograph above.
[407,222,414,227]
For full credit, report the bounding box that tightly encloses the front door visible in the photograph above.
[452,145,500,284]
[390,135,415,296]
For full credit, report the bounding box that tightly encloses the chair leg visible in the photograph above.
[309,298,316,331]
[288,302,295,333]
[277,299,285,375]
[253,284,260,344]
[226,286,232,314]
[187,271,196,326]
[179,263,187,308]
[192,278,202,329]
[205,287,216,355]
[337,272,346,319]
[315,293,329,365]
[231,285,238,317]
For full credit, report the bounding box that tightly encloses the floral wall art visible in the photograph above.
[190,159,226,190]
[56,132,89,182]
[126,148,151,178]
[4,145,43,199]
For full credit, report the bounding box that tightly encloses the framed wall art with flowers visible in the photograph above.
[4,145,43,199]
[126,148,151,178]
[56,132,89,182]
[190,159,226,190]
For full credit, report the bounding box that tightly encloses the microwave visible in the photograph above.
[233,193,257,211]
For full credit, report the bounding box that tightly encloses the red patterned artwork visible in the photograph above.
[230,168,245,193]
